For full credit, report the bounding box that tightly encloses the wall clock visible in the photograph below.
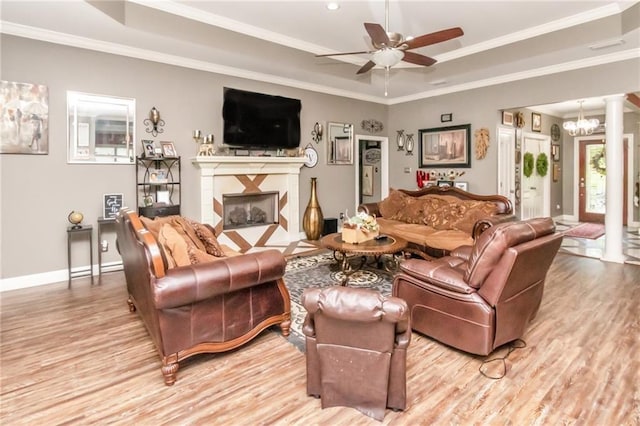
[550,124,560,142]
[304,144,318,168]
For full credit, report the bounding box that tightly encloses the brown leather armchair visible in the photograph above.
[393,217,562,356]
[115,209,291,385]
[302,286,411,421]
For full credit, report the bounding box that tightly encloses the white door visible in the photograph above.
[497,126,516,209]
[521,132,551,219]
[354,135,389,212]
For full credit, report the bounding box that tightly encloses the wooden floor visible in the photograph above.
[1,253,639,425]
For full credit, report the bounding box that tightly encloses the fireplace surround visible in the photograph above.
[192,156,306,252]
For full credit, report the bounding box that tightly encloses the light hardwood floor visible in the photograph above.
[1,253,639,425]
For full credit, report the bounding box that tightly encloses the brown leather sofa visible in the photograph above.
[302,286,410,421]
[115,208,291,385]
[359,186,514,258]
[393,217,562,356]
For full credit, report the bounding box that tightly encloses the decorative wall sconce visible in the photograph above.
[311,122,323,143]
[144,106,165,137]
[396,130,405,151]
[405,133,414,155]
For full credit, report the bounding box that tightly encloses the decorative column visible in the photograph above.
[602,94,625,263]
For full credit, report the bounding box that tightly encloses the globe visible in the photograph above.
[68,211,84,229]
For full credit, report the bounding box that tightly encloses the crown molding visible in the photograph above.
[0,21,386,104]
[388,49,640,105]
[1,21,637,107]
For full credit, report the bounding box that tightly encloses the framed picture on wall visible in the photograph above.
[362,165,374,196]
[502,111,514,126]
[418,124,471,168]
[532,112,542,132]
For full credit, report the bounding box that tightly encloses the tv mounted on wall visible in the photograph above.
[223,87,301,149]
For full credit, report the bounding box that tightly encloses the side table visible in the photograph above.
[67,225,94,288]
[97,217,117,283]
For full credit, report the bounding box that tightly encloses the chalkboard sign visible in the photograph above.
[103,193,124,219]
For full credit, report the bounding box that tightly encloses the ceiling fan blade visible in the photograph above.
[315,50,373,58]
[402,51,437,67]
[364,23,390,46]
[357,60,376,75]
[404,27,464,50]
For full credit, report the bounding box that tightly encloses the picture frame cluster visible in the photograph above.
[141,140,177,158]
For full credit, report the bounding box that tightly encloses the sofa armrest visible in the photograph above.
[358,202,381,217]
[153,249,286,309]
[399,258,473,294]
[450,245,472,261]
[472,214,517,239]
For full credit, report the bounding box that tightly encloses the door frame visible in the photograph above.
[354,134,389,212]
[571,133,635,225]
[497,125,516,209]
[521,131,551,218]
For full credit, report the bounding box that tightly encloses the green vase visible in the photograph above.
[302,177,323,240]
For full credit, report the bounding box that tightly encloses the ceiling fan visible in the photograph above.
[316,0,463,95]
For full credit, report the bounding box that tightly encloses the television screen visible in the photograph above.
[223,87,301,149]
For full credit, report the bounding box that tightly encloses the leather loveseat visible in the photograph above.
[115,208,291,385]
[359,186,514,258]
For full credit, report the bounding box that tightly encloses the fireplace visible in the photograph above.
[192,156,306,252]
[223,191,278,230]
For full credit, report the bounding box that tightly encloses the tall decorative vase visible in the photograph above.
[303,177,324,240]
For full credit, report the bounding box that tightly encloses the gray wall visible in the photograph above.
[1,34,639,282]
[0,35,385,279]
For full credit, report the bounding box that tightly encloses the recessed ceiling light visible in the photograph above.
[326,2,340,11]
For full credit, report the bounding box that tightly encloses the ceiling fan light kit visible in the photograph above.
[372,49,404,67]
[315,0,463,96]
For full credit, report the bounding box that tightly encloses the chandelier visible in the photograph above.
[562,101,600,136]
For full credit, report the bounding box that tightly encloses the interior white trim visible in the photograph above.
[2,20,638,106]
[571,133,635,225]
[354,135,389,213]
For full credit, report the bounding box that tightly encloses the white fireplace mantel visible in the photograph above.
[192,156,306,249]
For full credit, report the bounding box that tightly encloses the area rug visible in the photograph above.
[281,252,393,351]
[563,222,605,239]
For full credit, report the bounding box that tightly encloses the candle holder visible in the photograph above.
[196,132,215,156]
[143,107,165,137]
[396,130,405,151]
[405,133,414,156]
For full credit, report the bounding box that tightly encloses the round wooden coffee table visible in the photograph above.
[320,233,408,285]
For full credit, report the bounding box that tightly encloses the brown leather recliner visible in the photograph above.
[393,217,562,356]
[302,286,411,421]
[115,208,291,385]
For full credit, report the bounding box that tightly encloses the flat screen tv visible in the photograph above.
[223,87,301,149]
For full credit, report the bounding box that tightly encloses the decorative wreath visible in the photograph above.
[591,148,606,175]
[536,152,549,177]
[523,152,534,177]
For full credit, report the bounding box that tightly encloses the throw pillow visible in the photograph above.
[452,201,498,234]
[140,215,181,241]
[186,219,225,257]
[157,223,191,267]
[378,188,406,218]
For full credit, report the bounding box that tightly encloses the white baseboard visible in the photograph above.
[0,261,123,292]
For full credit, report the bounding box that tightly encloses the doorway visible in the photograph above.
[497,126,516,209]
[354,135,389,211]
[577,137,629,224]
